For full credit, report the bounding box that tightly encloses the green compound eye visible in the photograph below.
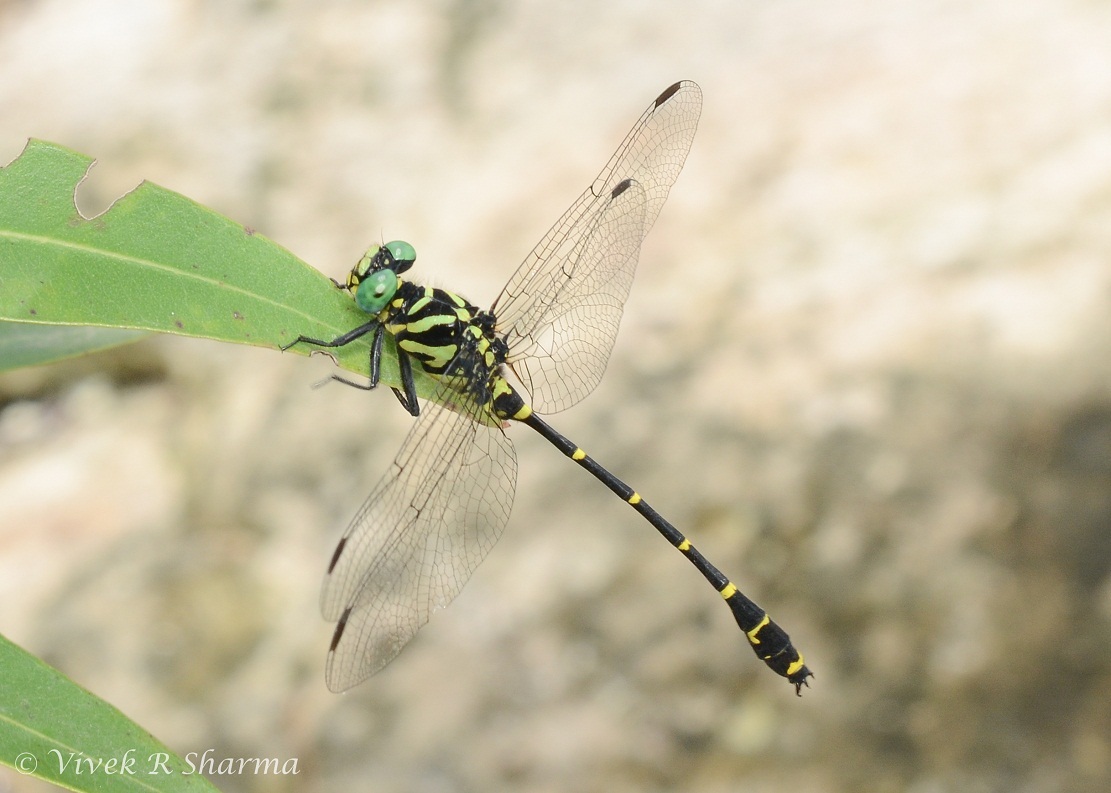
[384,240,416,273]
[354,269,399,314]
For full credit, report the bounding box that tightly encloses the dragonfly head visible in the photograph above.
[347,240,417,315]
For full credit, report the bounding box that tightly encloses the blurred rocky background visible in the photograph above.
[2,1,1110,791]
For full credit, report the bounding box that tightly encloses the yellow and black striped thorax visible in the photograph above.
[382,282,484,376]
[381,280,529,421]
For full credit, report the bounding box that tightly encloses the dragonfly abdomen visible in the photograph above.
[519,410,813,694]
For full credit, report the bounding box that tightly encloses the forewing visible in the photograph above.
[505,179,647,412]
[320,394,517,692]
[492,80,701,412]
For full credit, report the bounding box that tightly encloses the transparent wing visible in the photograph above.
[320,392,517,692]
[492,80,702,413]
[502,179,647,413]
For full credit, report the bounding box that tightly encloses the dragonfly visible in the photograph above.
[284,81,812,694]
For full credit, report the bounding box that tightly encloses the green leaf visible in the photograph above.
[0,632,222,792]
[0,139,436,397]
[0,320,146,372]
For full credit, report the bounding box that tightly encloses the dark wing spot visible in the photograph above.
[327,536,347,573]
[654,81,682,108]
[329,607,352,652]
[611,178,634,198]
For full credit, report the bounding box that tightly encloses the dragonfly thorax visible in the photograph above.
[379,279,532,422]
[378,280,482,375]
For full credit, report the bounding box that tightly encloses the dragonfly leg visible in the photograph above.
[280,319,379,352]
[389,348,420,416]
[313,325,420,417]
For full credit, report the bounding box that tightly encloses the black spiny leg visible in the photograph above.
[369,326,420,415]
[287,322,422,418]
[334,325,420,416]
[388,349,420,416]
[280,319,379,354]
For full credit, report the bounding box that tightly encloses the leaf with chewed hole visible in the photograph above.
[0,139,436,396]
